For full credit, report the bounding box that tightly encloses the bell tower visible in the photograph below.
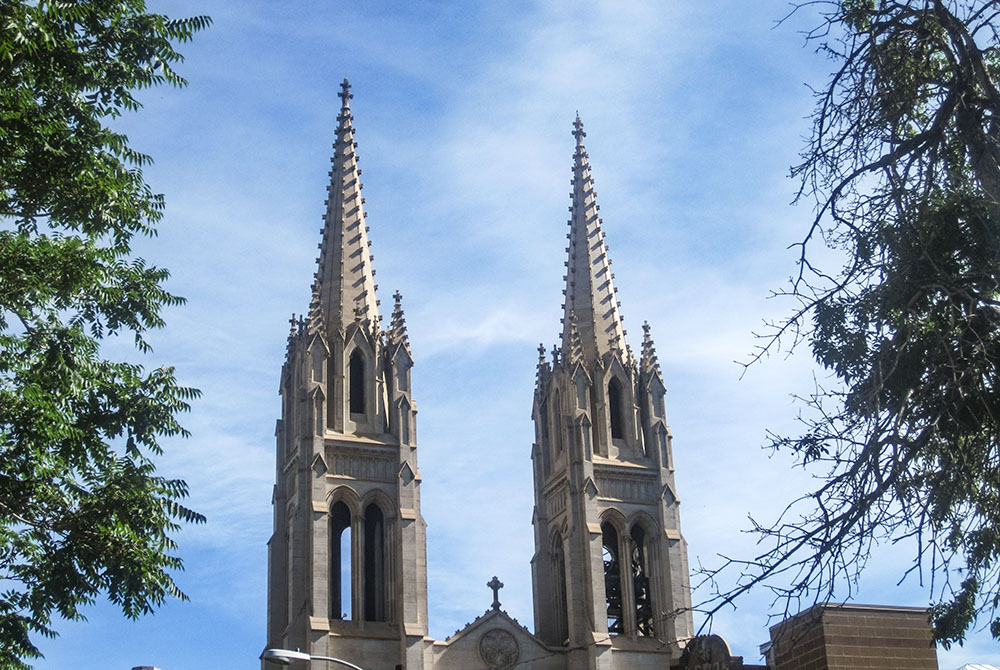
[529,116,693,668]
[266,80,428,669]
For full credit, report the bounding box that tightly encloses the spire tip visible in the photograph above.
[572,113,586,142]
[338,78,353,103]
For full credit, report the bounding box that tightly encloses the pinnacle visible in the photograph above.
[389,290,412,354]
[640,321,661,377]
[534,342,549,390]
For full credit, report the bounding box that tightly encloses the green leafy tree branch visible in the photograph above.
[0,1,210,666]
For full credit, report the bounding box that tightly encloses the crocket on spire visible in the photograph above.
[314,78,380,335]
[560,114,627,364]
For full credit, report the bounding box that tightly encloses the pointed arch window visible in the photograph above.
[331,501,352,620]
[363,503,386,622]
[552,391,564,456]
[631,525,654,636]
[536,400,551,477]
[327,358,336,428]
[551,532,569,646]
[349,349,366,416]
[608,377,625,440]
[602,522,622,634]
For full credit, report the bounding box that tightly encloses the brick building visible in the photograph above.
[764,603,937,670]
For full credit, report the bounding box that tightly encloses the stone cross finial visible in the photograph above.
[572,113,586,142]
[487,576,504,610]
[338,78,353,102]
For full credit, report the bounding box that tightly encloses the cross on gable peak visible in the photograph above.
[487,576,504,610]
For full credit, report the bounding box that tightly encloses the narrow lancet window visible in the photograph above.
[602,522,622,634]
[608,378,625,440]
[631,525,654,636]
[349,350,366,416]
[327,358,336,428]
[552,391,563,455]
[552,533,569,645]
[363,503,386,622]
[331,501,352,620]
[539,401,551,476]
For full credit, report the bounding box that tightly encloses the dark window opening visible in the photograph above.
[349,350,366,415]
[552,392,563,455]
[331,501,352,620]
[327,358,336,427]
[363,503,386,622]
[553,533,569,646]
[631,525,654,636]
[539,402,551,475]
[602,523,622,634]
[608,378,625,440]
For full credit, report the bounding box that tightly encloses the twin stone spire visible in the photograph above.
[304,79,660,381]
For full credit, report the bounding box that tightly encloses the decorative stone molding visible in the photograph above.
[326,447,396,482]
[596,472,657,502]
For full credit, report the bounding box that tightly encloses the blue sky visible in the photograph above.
[32,1,999,668]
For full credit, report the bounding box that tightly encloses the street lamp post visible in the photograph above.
[260,648,365,670]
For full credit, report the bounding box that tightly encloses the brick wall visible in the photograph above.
[768,603,937,670]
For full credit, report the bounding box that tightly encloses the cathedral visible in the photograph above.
[264,80,695,669]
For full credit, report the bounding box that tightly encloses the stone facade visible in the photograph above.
[766,604,938,670]
[264,81,694,669]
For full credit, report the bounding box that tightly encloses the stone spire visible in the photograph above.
[315,78,380,334]
[561,114,627,364]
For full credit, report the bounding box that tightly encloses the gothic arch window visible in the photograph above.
[363,503,386,622]
[631,524,654,636]
[551,391,564,456]
[331,501,352,620]
[551,531,569,645]
[608,377,625,440]
[327,357,336,428]
[284,517,293,628]
[638,386,650,457]
[602,522,622,634]
[538,400,551,476]
[349,349,366,416]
